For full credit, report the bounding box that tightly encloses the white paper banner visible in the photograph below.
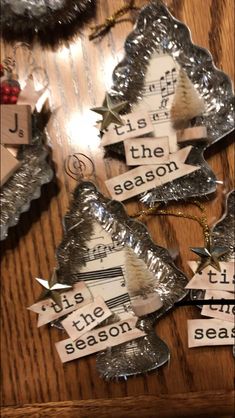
[61,296,112,340]
[100,111,153,146]
[124,136,169,166]
[201,290,235,322]
[186,261,235,291]
[28,282,92,327]
[188,318,235,348]
[55,315,146,363]
[105,146,199,201]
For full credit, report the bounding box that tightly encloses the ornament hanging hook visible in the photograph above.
[12,42,35,69]
[64,153,95,183]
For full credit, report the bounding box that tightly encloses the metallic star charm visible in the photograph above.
[190,245,229,273]
[35,269,72,308]
[91,93,128,131]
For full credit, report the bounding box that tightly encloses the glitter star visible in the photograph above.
[35,269,72,308]
[91,93,128,131]
[190,245,229,273]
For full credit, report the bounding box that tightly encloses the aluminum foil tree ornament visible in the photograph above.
[100,0,234,204]
[42,157,188,379]
[1,0,96,46]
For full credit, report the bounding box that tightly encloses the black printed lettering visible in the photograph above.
[75,339,86,350]
[194,328,204,339]
[114,184,123,195]
[124,180,134,191]
[134,176,145,187]
[65,343,75,354]
[145,170,155,182]
[206,328,216,339]
[120,321,132,334]
[137,118,147,129]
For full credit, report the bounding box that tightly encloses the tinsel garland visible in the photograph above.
[1,0,96,46]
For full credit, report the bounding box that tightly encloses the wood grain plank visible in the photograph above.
[1,391,234,417]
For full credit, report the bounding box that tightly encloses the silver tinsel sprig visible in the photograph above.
[0,111,53,240]
[1,0,96,45]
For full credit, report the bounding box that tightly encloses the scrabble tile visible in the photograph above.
[1,104,32,145]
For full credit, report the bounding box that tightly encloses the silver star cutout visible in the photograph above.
[190,245,229,273]
[36,269,72,308]
[91,93,128,131]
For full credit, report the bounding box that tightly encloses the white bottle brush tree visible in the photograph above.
[124,246,163,317]
[171,68,205,129]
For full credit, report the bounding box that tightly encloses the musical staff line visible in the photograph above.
[106,293,130,310]
[77,267,124,280]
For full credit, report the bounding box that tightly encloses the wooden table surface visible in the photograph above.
[1,1,234,417]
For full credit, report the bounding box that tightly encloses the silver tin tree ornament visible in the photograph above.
[53,172,188,379]
[100,0,234,204]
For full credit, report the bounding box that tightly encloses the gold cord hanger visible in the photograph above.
[89,0,140,41]
[130,201,229,273]
[131,201,210,247]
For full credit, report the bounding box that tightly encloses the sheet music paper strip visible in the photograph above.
[77,223,130,317]
[133,53,180,153]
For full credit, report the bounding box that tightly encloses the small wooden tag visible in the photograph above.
[124,137,169,166]
[177,126,207,143]
[0,144,21,186]
[1,104,32,145]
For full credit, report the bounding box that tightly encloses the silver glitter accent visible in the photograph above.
[55,181,188,379]
[0,114,53,241]
[211,190,235,260]
[107,0,234,204]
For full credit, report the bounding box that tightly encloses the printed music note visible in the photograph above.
[143,68,177,99]
[160,67,177,98]
[78,222,130,315]
[84,241,123,264]
[160,98,169,109]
